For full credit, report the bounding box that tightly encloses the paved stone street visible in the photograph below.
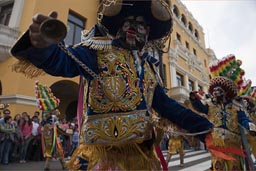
[0,150,210,171]
[0,150,255,171]
[0,160,65,171]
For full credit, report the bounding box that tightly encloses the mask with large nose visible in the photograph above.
[212,87,226,103]
[116,16,149,50]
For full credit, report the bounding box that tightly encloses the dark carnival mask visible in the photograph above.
[212,87,225,103]
[116,16,149,50]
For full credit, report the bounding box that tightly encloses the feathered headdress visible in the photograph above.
[35,80,60,111]
[209,54,251,99]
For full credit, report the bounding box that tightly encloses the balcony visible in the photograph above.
[168,86,189,103]
[0,24,20,61]
[0,94,37,106]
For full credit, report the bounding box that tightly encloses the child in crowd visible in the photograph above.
[68,125,79,158]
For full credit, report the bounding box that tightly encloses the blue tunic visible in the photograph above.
[11,31,213,142]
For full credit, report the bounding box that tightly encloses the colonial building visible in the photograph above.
[0,0,98,119]
[161,0,217,103]
[0,0,216,119]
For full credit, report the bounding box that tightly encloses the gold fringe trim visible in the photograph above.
[67,142,161,171]
[212,137,225,147]
[11,58,46,78]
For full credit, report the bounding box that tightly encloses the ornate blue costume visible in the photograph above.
[11,0,213,170]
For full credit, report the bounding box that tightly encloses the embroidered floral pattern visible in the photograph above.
[89,48,142,113]
[83,110,152,144]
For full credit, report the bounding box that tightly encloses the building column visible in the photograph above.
[170,64,177,87]
[194,80,198,91]
[184,74,189,90]
[203,85,208,93]
[9,0,25,28]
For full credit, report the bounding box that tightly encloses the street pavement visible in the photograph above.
[0,159,65,171]
[0,149,213,171]
[1,149,255,170]
[163,149,211,171]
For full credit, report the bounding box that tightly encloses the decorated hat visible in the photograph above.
[97,0,172,41]
[35,81,60,112]
[208,54,245,99]
[208,76,238,100]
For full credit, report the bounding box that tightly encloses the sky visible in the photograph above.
[181,0,256,86]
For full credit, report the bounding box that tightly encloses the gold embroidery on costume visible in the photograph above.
[42,124,53,158]
[89,47,142,113]
[143,62,158,107]
[83,110,152,144]
[208,105,223,127]
[208,104,239,134]
[67,142,161,171]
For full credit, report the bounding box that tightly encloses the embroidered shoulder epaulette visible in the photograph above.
[81,36,112,51]
[80,24,113,51]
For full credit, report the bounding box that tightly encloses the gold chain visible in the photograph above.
[58,43,210,136]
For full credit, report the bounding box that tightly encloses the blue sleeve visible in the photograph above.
[191,99,209,114]
[152,85,213,141]
[11,31,98,78]
[237,110,250,131]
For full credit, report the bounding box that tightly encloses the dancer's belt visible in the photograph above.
[213,127,240,141]
[82,110,152,145]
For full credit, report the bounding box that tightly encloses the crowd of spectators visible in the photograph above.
[0,108,78,165]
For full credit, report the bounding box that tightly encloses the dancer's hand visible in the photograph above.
[29,11,58,48]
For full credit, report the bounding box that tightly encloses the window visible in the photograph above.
[181,14,187,26]
[176,33,181,43]
[173,5,180,18]
[0,2,14,26]
[193,48,197,56]
[195,29,199,40]
[185,41,189,49]
[176,73,184,86]
[65,11,86,45]
[188,22,193,32]
[188,79,194,91]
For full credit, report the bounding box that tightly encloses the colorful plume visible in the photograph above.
[209,54,246,90]
[35,80,60,111]
[238,79,252,96]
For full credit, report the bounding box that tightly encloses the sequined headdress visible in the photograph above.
[35,81,60,112]
[209,54,251,99]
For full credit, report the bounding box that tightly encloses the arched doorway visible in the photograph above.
[50,80,79,121]
[65,101,78,121]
